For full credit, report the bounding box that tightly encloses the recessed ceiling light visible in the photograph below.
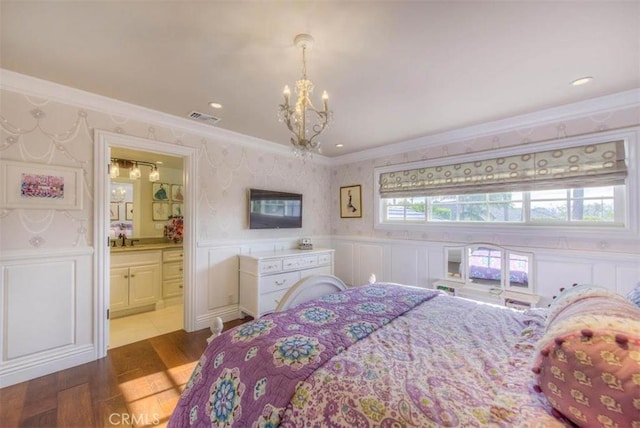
[335,144,344,148]
[156,161,163,165]
[570,76,593,86]
[209,102,223,109]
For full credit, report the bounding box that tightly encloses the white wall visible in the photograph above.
[0,71,332,386]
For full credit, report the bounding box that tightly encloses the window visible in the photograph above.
[376,136,632,230]
[381,185,624,225]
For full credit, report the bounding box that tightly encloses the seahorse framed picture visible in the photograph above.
[340,185,362,218]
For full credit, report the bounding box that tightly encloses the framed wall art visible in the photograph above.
[171,203,183,217]
[125,202,134,220]
[171,184,184,202]
[110,203,119,221]
[0,160,83,210]
[152,202,170,221]
[340,185,362,218]
[152,182,170,201]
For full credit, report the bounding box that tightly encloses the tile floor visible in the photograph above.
[109,303,184,349]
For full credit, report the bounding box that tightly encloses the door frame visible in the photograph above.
[94,130,197,358]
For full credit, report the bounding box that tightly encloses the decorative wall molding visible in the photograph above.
[0,344,95,388]
[0,246,93,262]
[0,69,332,165]
[332,88,640,165]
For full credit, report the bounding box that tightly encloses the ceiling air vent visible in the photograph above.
[188,111,221,125]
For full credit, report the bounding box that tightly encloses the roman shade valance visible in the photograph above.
[379,140,627,198]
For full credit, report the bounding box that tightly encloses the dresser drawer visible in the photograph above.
[259,259,282,274]
[318,253,332,266]
[163,262,183,279]
[261,289,289,314]
[261,271,300,294]
[283,255,318,271]
[163,249,184,262]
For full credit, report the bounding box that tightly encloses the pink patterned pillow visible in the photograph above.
[532,288,640,427]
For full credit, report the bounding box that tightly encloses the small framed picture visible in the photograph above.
[152,202,170,221]
[0,160,83,210]
[171,184,184,202]
[171,203,183,217]
[152,182,170,201]
[340,185,362,218]
[109,202,119,221]
[125,202,134,220]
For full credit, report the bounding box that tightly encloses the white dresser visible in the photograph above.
[239,248,335,318]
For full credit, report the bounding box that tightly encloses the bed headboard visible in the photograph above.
[275,274,348,312]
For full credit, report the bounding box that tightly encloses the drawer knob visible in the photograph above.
[275,279,287,286]
[179,268,183,272]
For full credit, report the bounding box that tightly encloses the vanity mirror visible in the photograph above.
[110,179,139,238]
[436,243,537,308]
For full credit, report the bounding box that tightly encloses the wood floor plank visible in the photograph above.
[19,372,58,422]
[0,321,249,427]
[19,408,57,427]
[57,383,95,427]
[0,381,27,428]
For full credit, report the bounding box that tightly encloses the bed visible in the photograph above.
[169,276,639,428]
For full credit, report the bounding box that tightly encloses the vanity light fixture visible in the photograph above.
[110,158,160,182]
[109,161,120,178]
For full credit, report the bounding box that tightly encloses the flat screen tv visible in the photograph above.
[248,188,302,229]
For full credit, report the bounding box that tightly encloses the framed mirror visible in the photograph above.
[109,178,139,238]
[467,245,503,288]
[445,247,464,282]
[506,250,533,292]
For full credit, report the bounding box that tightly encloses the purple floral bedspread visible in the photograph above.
[168,283,439,427]
[280,294,563,427]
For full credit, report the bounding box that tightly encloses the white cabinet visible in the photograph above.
[162,248,184,299]
[239,249,334,318]
[110,251,162,316]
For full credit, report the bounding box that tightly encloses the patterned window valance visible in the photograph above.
[379,140,627,198]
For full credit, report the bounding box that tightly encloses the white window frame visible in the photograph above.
[373,128,639,240]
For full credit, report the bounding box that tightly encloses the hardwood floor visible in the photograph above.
[0,319,249,428]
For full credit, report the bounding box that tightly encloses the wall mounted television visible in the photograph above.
[248,188,303,229]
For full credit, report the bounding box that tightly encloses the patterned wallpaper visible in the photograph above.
[0,89,333,251]
[331,105,640,253]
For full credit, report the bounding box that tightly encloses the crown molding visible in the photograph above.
[0,69,332,165]
[332,88,640,165]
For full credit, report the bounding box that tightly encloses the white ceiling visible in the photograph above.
[1,1,639,157]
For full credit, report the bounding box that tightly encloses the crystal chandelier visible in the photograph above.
[278,34,332,159]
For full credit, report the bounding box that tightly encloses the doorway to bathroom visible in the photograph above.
[95,130,197,358]
[108,146,185,348]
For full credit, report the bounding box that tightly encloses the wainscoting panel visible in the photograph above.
[330,236,640,309]
[4,261,75,359]
[206,247,241,311]
[0,249,94,387]
[389,245,419,286]
[356,244,384,286]
[616,264,640,295]
[333,242,355,285]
